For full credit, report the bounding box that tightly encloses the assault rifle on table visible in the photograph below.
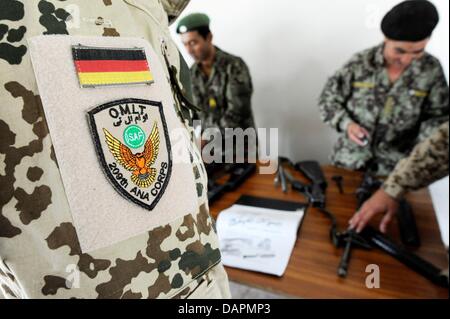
[275,158,448,288]
[206,163,256,205]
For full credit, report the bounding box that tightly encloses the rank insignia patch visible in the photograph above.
[88,99,172,210]
[72,45,154,88]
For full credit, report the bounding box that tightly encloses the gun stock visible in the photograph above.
[295,161,327,208]
[361,226,448,288]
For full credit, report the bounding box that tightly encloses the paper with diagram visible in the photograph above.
[216,204,305,276]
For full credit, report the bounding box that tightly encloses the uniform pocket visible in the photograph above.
[186,264,230,299]
[347,84,376,122]
[387,89,424,131]
[185,275,220,299]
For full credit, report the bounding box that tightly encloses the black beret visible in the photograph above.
[381,0,439,41]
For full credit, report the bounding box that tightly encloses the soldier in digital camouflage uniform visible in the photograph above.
[176,13,255,146]
[319,0,449,176]
[0,0,231,299]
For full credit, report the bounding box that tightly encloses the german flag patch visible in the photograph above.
[72,45,154,88]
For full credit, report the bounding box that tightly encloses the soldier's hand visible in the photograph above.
[349,189,399,233]
[347,122,370,146]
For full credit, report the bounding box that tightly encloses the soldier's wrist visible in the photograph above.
[382,181,405,201]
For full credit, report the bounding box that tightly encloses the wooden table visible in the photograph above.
[209,165,449,299]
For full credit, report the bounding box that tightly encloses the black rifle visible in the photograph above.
[293,161,448,287]
[295,161,372,277]
[357,172,421,247]
[361,226,448,288]
[295,161,327,209]
[207,163,256,204]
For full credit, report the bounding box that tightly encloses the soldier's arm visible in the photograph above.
[383,122,449,200]
[221,58,254,129]
[161,0,190,25]
[350,122,449,233]
[318,63,354,133]
[418,63,449,141]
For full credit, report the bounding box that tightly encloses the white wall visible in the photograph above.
[429,176,449,248]
[170,0,449,163]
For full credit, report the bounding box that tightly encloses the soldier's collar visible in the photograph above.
[374,43,385,67]
[375,42,428,72]
[213,46,225,60]
[193,46,223,76]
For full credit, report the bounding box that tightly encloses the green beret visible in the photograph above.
[176,13,210,34]
[381,0,439,42]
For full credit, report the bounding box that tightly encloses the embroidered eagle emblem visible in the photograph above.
[103,122,160,188]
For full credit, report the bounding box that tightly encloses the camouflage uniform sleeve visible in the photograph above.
[418,63,449,141]
[318,63,354,133]
[383,122,449,199]
[160,0,190,25]
[221,58,254,129]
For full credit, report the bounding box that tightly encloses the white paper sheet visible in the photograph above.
[216,204,305,277]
